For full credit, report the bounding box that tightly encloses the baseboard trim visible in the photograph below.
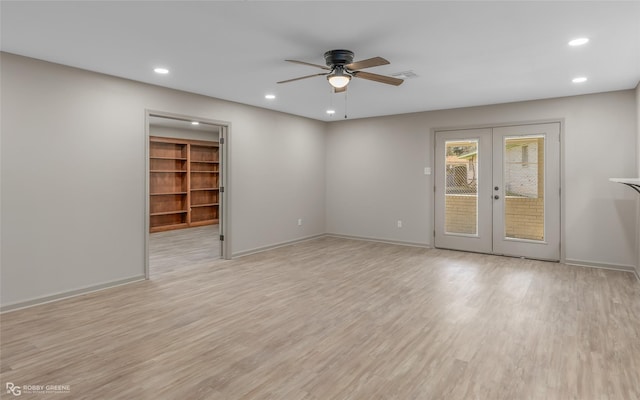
[564,258,637,274]
[326,233,431,249]
[0,275,146,313]
[232,234,326,258]
[3,249,633,313]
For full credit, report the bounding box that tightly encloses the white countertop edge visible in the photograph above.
[609,178,640,185]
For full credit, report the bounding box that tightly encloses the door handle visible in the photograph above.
[494,195,500,200]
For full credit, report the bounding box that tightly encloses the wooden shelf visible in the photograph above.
[150,156,187,160]
[150,210,188,216]
[150,222,188,233]
[190,219,218,227]
[150,136,220,232]
[150,192,187,196]
[191,203,219,208]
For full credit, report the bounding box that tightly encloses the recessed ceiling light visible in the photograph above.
[154,67,169,74]
[572,77,588,83]
[191,121,200,125]
[265,94,276,100]
[568,38,589,46]
[326,109,336,115]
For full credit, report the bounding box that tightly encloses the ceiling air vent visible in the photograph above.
[391,70,418,79]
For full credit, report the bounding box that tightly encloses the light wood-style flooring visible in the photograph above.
[149,224,220,274]
[1,237,639,399]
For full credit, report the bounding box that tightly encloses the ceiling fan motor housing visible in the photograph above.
[324,50,354,67]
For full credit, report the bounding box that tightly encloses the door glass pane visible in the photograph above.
[445,140,478,235]
[503,135,544,241]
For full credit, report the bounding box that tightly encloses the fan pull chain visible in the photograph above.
[344,90,348,119]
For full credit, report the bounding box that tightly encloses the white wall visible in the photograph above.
[326,91,639,269]
[1,52,637,309]
[325,114,432,245]
[149,125,219,142]
[0,53,326,308]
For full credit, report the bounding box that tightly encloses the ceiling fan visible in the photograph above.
[277,49,404,93]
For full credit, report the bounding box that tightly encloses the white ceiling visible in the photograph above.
[149,115,220,133]
[2,1,639,121]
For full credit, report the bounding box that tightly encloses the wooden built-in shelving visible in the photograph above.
[150,210,188,216]
[149,137,220,232]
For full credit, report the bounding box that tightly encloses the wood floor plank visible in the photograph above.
[1,236,639,399]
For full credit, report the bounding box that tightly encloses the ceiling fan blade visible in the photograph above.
[285,59,331,70]
[277,73,328,84]
[346,56,389,70]
[352,71,404,86]
[334,86,347,94]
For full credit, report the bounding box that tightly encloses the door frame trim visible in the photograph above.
[431,118,565,263]
[144,109,232,280]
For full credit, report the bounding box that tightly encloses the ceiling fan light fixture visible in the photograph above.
[327,66,351,89]
[328,75,350,88]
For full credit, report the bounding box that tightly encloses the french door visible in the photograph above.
[434,123,560,261]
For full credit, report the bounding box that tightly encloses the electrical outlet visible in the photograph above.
[297,218,302,226]
[397,220,402,228]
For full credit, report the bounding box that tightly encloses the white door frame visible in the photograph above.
[433,120,563,261]
[144,110,232,280]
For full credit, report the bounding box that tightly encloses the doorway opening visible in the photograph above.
[145,111,230,279]
[434,122,561,261]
